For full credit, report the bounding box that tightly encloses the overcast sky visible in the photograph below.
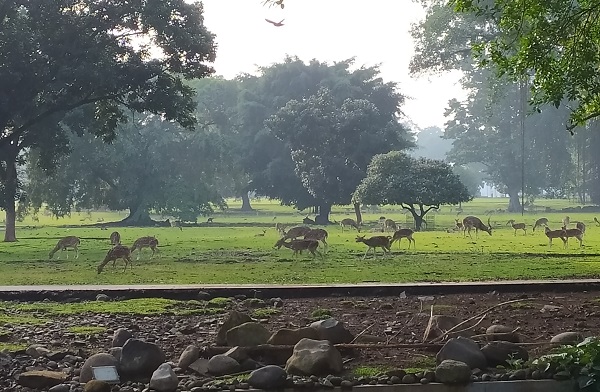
[200,0,466,130]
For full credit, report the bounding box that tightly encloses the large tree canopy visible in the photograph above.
[354,151,472,230]
[451,0,600,130]
[0,0,215,241]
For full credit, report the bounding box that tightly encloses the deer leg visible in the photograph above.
[75,247,79,259]
[514,229,517,236]
[362,247,369,260]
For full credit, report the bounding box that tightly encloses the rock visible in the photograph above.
[216,311,253,346]
[268,327,320,345]
[285,338,343,376]
[486,325,513,334]
[481,341,529,367]
[436,337,487,369]
[109,347,122,361]
[149,363,179,392]
[223,346,248,363]
[423,315,462,341]
[49,384,70,392]
[435,360,472,384]
[178,345,200,369]
[270,297,284,307]
[198,291,212,300]
[17,370,68,389]
[240,358,262,371]
[47,350,72,361]
[207,354,241,376]
[112,328,133,347]
[242,298,267,308]
[550,332,583,344]
[80,353,119,383]
[226,322,271,346]
[484,332,521,343]
[309,318,354,344]
[188,358,209,375]
[83,380,111,392]
[96,294,110,301]
[120,338,166,379]
[26,344,49,358]
[248,365,288,389]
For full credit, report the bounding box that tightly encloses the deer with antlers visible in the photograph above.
[340,218,360,232]
[49,236,81,259]
[532,217,549,232]
[304,228,328,252]
[109,231,121,246]
[390,228,415,249]
[130,236,159,260]
[355,235,392,259]
[97,245,132,274]
[544,226,567,248]
[462,216,493,239]
[506,220,527,236]
[274,237,321,258]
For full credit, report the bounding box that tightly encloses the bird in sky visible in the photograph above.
[265,18,285,27]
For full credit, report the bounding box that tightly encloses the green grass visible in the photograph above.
[252,308,281,318]
[0,343,27,351]
[0,313,48,325]
[1,197,600,285]
[352,365,394,377]
[68,326,108,336]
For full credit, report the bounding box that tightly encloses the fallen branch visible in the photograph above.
[350,323,374,344]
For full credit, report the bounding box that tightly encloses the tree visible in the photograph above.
[0,0,215,241]
[452,163,485,198]
[413,126,454,160]
[353,151,472,230]
[451,0,600,130]
[26,115,226,224]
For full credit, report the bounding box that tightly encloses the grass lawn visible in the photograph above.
[0,197,599,285]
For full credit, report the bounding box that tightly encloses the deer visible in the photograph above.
[340,218,360,232]
[462,216,492,239]
[506,219,527,236]
[49,236,80,259]
[390,228,415,249]
[275,222,287,235]
[303,215,316,225]
[130,236,159,260]
[170,219,183,231]
[355,235,392,259]
[97,245,132,274]
[544,226,567,248]
[454,219,463,231]
[304,228,328,251]
[562,216,571,228]
[562,226,584,248]
[576,221,586,236]
[282,226,312,240]
[109,231,121,246]
[384,219,398,232]
[274,238,321,258]
[532,217,549,232]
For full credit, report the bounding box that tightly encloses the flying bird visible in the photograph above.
[265,18,285,27]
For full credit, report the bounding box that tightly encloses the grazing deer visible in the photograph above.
[275,222,287,235]
[304,228,328,251]
[532,217,549,232]
[454,219,463,231]
[463,216,493,239]
[390,228,415,249]
[49,236,80,259]
[506,220,527,236]
[130,236,159,260]
[170,219,183,231]
[97,245,132,274]
[109,231,121,246]
[595,217,600,227]
[562,226,584,248]
[282,226,312,240]
[274,238,321,258]
[340,218,360,232]
[355,235,392,259]
[303,215,316,225]
[384,219,398,232]
[544,227,567,248]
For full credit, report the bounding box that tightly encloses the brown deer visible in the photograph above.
[170,219,183,231]
[544,226,567,248]
[355,235,392,259]
[282,226,312,240]
[384,218,397,232]
[340,218,360,232]
[97,245,132,274]
[49,236,80,259]
[532,217,549,232]
[575,221,586,235]
[562,226,584,248]
[506,220,527,236]
[463,216,493,239]
[274,238,321,258]
[562,216,571,228]
[131,236,159,259]
[275,222,287,235]
[454,219,464,231]
[304,228,328,251]
[390,228,415,249]
[109,231,121,246]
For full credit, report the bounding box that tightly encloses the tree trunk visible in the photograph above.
[240,191,253,211]
[353,203,363,226]
[2,152,18,242]
[507,190,522,213]
[120,204,155,226]
[314,203,332,225]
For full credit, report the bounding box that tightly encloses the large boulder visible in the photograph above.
[436,337,487,369]
[285,338,343,376]
[207,354,241,376]
[216,311,253,346]
[120,338,165,380]
[268,327,320,345]
[435,360,472,384]
[149,363,179,392]
[226,322,271,346]
[551,332,584,344]
[248,365,288,389]
[481,341,528,367]
[309,318,353,344]
[17,370,67,389]
[80,353,119,383]
[112,328,133,348]
[178,345,200,370]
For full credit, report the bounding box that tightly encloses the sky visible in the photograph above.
[200,0,467,131]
